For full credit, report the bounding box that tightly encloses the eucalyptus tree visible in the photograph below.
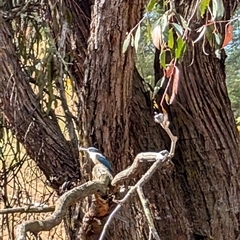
[0,0,239,239]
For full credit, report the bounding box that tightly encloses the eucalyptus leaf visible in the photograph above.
[200,0,210,18]
[134,25,141,52]
[205,26,214,46]
[168,28,174,49]
[172,23,183,36]
[146,19,152,43]
[193,26,206,43]
[176,14,190,30]
[161,13,169,33]
[160,50,166,68]
[175,37,186,59]
[146,0,157,12]
[153,76,166,98]
[212,0,224,20]
[213,32,222,46]
[131,34,135,47]
[122,34,131,53]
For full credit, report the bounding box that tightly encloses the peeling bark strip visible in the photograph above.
[0,15,80,190]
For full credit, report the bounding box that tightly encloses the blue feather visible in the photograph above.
[96,154,113,172]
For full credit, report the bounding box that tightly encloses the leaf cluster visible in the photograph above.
[127,0,238,114]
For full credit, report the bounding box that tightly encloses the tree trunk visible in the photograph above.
[78,1,240,240]
[0,0,239,239]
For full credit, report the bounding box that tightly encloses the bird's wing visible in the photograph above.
[96,155,113,172]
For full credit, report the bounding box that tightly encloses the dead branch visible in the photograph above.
[99,113,178,240]
[15,113,178,240]
[111,152,169,186]
[137,187,160,240]
[99,150,170,240]
[0,206,55,214]
[16,180,108,240]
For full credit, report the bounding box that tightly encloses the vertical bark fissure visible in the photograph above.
[171,37,240,238]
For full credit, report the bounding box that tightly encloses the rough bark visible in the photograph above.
[0,16,80,191]
[78,1,240,240]
[0,0,239,239]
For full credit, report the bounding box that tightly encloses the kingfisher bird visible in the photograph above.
[79,147,113,173]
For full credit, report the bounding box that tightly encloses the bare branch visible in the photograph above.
[111,152,168,186]
[16,181,108,240]
[154,113,178,155]
[99,150,170,240]
[99,113,178,239]
[137,187,160,240]
[0,206,55,214]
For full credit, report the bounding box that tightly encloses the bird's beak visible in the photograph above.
[78,146,88,151]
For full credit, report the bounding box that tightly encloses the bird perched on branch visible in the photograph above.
[79,147,113,173]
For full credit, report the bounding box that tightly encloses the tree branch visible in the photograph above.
[16,181,108,240]
[137,187,160,240]
[0,13,80,190]
[0,206,55,214]
[99,150,170,240]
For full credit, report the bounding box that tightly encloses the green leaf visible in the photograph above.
[153,76,166,98]
[175,37,186,59]
[205,26,214,46]
[213,32,222,46]
[200,0,210,18]
[161,14,169,43]
[168,28,174,49]
[131,34,135,47]
[147,0,157,12]
[146,19,152,43]
[176,14,189,30]
[134,25,141,52]
[161,13,169,33]
[160,50,166,68]
[172,23,183,36]
[122,34,131,53]
[212,0,224,20]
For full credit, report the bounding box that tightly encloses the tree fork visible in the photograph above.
[0,15,80,191]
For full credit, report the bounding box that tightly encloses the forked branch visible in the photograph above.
[99,113,178,240]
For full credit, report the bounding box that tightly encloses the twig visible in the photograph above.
[0,206,55,214]
[137,187,161,240]
[154,113,178,156]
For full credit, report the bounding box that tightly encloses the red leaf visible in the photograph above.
[222,24,233,48]
[169,66,180,104]
[165,59,175,77]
